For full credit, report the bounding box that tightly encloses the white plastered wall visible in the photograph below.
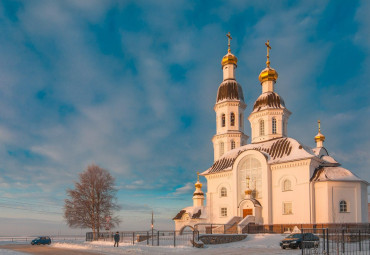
[271,159,312,224]
[314,181,367,223]
[205,172,234,224]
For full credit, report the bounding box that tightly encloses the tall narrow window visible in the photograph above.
[259,119,265,136]
[339,201,347,213]
[220,187,227,197]
[239,114,242,128]
[272,117,277,134]
[220,142,224,156]
[231,140,235,150]
[283,202,292,215]
[221,114,226,127]
[230,113,235,126]
[283,120,287,136]
[283,179,292,191]
[221,207,227,217]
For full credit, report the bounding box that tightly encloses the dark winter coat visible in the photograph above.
[114,233,120,242]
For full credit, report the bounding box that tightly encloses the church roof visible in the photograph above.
[216,79,244,103]
[252,91,286,113]
[311,166,368,184]
[202,137,316,175]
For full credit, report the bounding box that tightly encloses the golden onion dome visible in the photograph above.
[314,120,325,142]
[244,188,252,196]
[221,52,238,67]
[315,132,325,142]
[195,181,202,189]
[221,32,238,67]
[259,40,278,83]
[195,172,202,189]
[258,67,278,83]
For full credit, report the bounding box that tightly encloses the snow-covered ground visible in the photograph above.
[0,250,28,255]
[47,234,301,255]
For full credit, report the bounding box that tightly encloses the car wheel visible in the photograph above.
[299,243,302,249]
[282,246,286,249]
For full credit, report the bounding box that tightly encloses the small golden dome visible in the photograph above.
[221,52,238,67]
[221,32,238,67]
[259,40,278,83]
[195,181,202,189]
[245,189,252,195]
[314,120,325,142]
[195,171,202,188]
[258,67,278,83]
[315,132,325,142]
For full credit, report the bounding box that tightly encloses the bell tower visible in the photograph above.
[212,33,249,161]
[248,40,291,143]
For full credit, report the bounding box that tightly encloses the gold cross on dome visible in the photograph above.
[197,172,200,182]
[318,120,321,132]
[227,32,232,52]
[265,40,271,68]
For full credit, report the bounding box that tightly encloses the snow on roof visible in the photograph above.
[202,137,316,175]
[173,206,207,220]
[311,166,367,183]
[321,155,339,164]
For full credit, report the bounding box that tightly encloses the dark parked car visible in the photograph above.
[31,236,51,245]
[280,233,319,249]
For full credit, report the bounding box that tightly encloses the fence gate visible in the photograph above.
[302,228,370,255]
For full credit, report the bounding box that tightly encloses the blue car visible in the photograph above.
[31,236,51,245]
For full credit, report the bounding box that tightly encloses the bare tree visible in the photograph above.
[64,164,121,240]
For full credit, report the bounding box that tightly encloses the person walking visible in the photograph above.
[114,231,120,247]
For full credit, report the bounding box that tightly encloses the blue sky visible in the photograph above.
[0,0,369,236]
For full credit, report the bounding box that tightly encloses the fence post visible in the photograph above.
[211,224,212,234]
[192,231,194,247]
[326,228,329,255]
[173,231,176,247]
[322,228,325,253]
[133,232,135,245]
[359,230,361,251]
[157,231,159,246]
[342,229,345,253]
[301,230,304,255]
[147,231,149,245]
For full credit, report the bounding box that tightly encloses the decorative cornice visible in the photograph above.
[206,171,232,179]
[248,108,291,120]
[214,101,246,110]
[212,132,248,141]
[270,159,310,170]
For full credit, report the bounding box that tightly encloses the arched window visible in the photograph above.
[239,114,243,128]
[272,117,277,134]
[339,200,348,213]
[220,187,227,197]
[221,114,226,127]
[283,179,292,191]
[219,142,224,156]
[238,156,262,199]
[230,113,235,126]
[259,119,265,136]
[231,140,235,150]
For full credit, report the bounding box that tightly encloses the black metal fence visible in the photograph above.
[86,230,194,247]
[302,228,370,255]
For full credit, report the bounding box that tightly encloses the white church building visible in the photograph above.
[173,35,368,232]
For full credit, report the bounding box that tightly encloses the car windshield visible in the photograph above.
[287,234,301,238]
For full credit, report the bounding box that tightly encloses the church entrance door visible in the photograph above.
[243,209,253,218]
